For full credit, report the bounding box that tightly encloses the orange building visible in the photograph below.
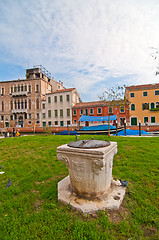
[125,83,159,126]
[72,100,129,127]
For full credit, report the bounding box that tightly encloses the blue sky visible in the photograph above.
[0,0,159,101]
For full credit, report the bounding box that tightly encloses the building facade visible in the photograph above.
[0,67,64,129]
[125,83,159,126]
[41,88,80,127]
[72,100,129,127]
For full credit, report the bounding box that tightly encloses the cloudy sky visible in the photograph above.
[0,0,159,101]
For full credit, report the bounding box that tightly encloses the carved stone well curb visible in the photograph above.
[57,141,126,213]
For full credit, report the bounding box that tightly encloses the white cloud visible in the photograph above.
[0,0,159,101]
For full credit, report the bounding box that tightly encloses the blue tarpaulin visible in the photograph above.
[79,115,116,122]
[80,124,116,131]
[114,129,149,136]
[56,130,79,135]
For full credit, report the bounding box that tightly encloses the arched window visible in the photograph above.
[18,85,20,92]
[21,100,24,109]
[131,104,135,111]
[25,100,27,109]
[21,85,23,91]
[15,101,17,109]
[18,100,20,109]
[150,102,154,109]
[156,102,159,108]
[2,101,4,111]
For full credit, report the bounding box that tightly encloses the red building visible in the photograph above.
[72,100,130,127]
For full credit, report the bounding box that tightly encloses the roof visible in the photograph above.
[46,88,76,95]
[73,100,128,109]
[126,83,159,91]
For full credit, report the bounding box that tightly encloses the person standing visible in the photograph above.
[13,128,15,137]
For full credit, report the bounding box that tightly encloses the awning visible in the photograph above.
[79,115,116,122]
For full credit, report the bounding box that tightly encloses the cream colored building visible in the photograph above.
[0,67,64,128]
[125,83,159,125]
[41,88,80,127]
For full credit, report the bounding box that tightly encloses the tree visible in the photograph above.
[99,85,126,136]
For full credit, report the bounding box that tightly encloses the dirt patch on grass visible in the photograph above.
[125,145,132,151]
[31,190,39,194]
[108,201,130,223]
[143,226,157,238]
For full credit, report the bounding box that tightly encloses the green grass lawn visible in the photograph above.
[0,135,158,240]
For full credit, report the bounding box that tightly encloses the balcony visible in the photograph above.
[12,109,28,114]
[11,91,28,97]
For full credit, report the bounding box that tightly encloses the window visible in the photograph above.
[155,90,159,95]
[131,104,135,111]
[80,109,83,115]
[29,114,32,119]
[36,85,39,92]
[98,108,102,114]
[37,113,39,119]
[48,110,51,118]
[18,100,20,109]
[14,86,16,92]
[90,108,93,114]
[10,101,13,110]
[10,115,13,121]
[42,103,45,109]
[120,106,125,113]
[43,122,46,127]
[109,107,113,114]
[156,102,159,108]
[130,92,134,97]
[150,103,155,109]
[1,88,4,95]
[25,113,27,119]
[25,100,27,109]
[131,117,137,126]
[42,113,45,119]
[67,121,70,125]
[66,95,70,101]
[85,109,88,115]
[143,91,147,96]
[144,117,148,123]
[15,114,17,120]
[48,121,51,127]
[2,101,4,111]
[60,95,63,102]
[54,96,57,102]
[151,117,156,123]
[28,99,31,109]
[60,121,64,126]
[67,109,70,117]
[55,110,58,117]
[142,103,149,110]
[1,115,4,121]
[11,87,13,93]
[18,85,20,92]
[48,97,51,103]
[28,121,32,125]
[28,85,31,92]
[21,85,23,91]
[21,100,24,109]
[55,121,58,125]
[36,121,40,124]
[60,109,63,117]
[36,99,39,109]
[74,120,77,124]
[73,110,77,116]
[25,85,27,91]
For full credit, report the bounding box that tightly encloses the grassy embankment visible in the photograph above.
[0,135,158,240]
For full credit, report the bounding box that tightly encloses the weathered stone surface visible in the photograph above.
[58,176,126,213]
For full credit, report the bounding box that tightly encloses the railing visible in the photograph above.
[12,109,27,113]
[11,91,28,96]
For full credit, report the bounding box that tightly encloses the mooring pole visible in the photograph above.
[116,120,118,136]
[124,119,126,136]
[139,120,141,136]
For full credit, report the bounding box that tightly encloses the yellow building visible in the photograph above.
[125,83,159,126]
